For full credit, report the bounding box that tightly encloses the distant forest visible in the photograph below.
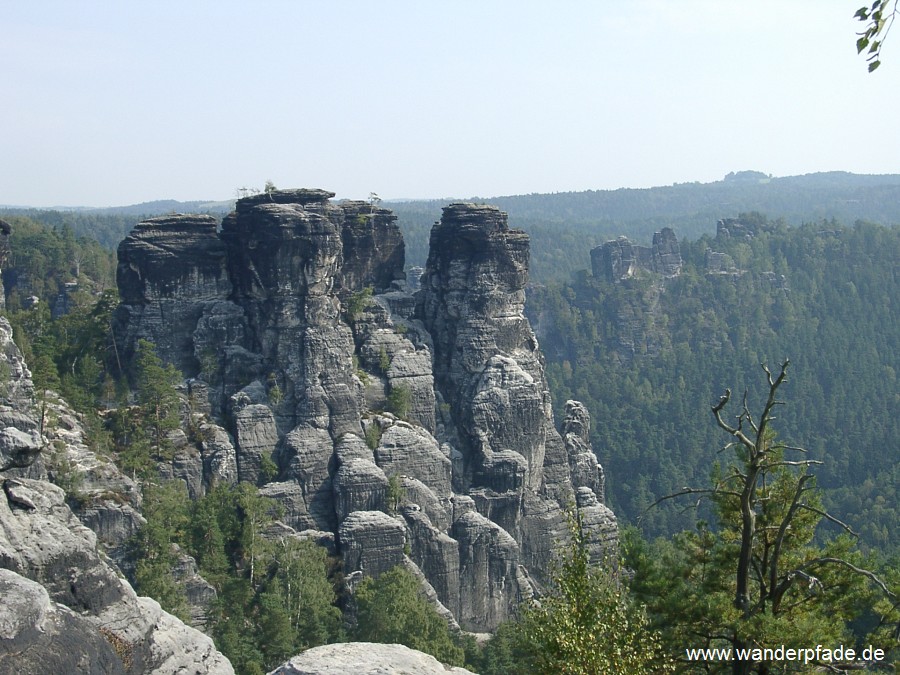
[6,171,900,283]
[527,215,899,555]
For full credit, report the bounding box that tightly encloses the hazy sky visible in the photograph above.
[2,1,896,207]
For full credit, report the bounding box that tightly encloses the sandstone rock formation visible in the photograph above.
[112,190,617,632]
[0,317,233,674]
[267,642,476,675]
[590,227,682,281]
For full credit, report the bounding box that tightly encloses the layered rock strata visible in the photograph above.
[113,191,616,632]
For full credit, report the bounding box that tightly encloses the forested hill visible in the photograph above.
[391,171,900,281]
[526,216,899,554]
[6,172,900,284]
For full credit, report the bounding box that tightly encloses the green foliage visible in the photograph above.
[391,175,900,282]
[528,220,900,553]
[364,422,383,450]
[259,453,279,482]
[192,483,343,672]
[131,481,191,622]
[345,286,374,322]
[515,511,673,675]
[2,214,116,303]
[355,566,466,667]
[134,339,182,455]
[378,345,391,374]
[473,620,531,675]
[266,376,283,406]
[855,0,898,72]
[386,474,406,514]
[627,366,900,674]
[386,383,411,420]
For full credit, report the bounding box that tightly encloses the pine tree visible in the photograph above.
[633,361,899,674]
[134,339,182,455]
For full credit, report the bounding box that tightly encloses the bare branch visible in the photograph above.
[763,460,824,469]
[797,558,897,602]
[797,504,860,537]
[712,388,755,450]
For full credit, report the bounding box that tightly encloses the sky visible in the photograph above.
[2,1,897,207]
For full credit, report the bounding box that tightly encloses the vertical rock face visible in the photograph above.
[0,219,10,312]
[415,203,614,626]
[590,227,682,281]
[113,191,616,633]
[114,215,234,377]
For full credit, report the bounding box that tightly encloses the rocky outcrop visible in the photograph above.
[114,214,234,379]
[716,216,756,239]
[590,227,682,281]
[0,568,125,675]
[0,219,9,312]
[113,191,616,633]
[268,642,476,675]
[0,320,233,673]
[0,317,40,473]
[0,478,233,674]
[416,203,612,628]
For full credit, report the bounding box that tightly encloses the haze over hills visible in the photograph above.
[5,171,900,283]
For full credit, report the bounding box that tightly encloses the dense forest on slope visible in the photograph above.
[0,215,116,309]
[526,215,899,554]
[391,172,900,281]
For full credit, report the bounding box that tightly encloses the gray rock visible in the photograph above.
[113,214,234,378]
[375,423,450,499]
[232,401,278,484]
[562,400,605,502]
[171,545,217,630]
[109,192,620,634]
[0,316,35,409]
[590,227,682,282]
[333,458,388,521]
[267,642,475,675]
[275,426,335,525]
[338,510,406,578]
[451,511,531,632]
[199,421,239,488]
[0,568,126,675]
[402,508,460,618]
[0,479,234,674]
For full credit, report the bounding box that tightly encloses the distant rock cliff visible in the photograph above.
[112,190,616,632]
[590,227,682,282]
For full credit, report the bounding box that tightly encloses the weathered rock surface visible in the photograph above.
[268,642,475,675]
[114,214,235,378]
[0,478,233,674]
[0,320,232,673]
[113,191,617,633]
[0,568,125,675]
[590,227,682,281]
[0,317,40,472]
[415,203,611,627]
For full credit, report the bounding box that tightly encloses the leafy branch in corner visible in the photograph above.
[856,0,899,71]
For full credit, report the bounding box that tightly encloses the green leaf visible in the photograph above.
[869,59,882,71]
[858,36,871,53]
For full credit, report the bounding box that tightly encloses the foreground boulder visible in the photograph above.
[267,642,475,675]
